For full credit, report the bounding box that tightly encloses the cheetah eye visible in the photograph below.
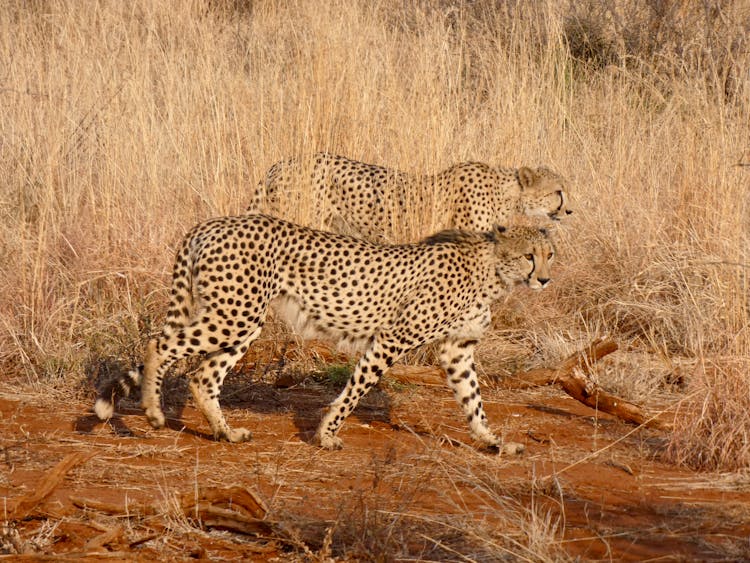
[548,252,554,260]
[524,253,534,261]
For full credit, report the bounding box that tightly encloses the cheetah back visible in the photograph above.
[252,153,571,242]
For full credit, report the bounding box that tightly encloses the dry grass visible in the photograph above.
[2,1,750,554]
[666,358,750,471]
[258,436,575,561]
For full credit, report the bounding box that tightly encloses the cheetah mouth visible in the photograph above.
[524,279,548,291]
[548,209,573,220]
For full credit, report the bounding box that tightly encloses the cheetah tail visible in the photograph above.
[93,366,143,420]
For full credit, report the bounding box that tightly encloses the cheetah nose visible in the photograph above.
[565,209,573,215]
[537,277,550,287]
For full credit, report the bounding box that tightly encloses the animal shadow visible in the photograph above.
[79,358,392,445]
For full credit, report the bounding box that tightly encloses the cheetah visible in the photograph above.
[249,152,572,243]
[94,214,555,452]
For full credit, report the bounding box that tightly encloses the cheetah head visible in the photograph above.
[517,166,573,222]
[492,225,555,290]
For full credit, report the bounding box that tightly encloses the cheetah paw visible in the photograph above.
[226,427,253,443]
[144,407,166,430]
[313,432,343,450]
[485,441,525,455]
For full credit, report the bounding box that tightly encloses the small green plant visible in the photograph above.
[314,361,355,387]
[381,375,414,393]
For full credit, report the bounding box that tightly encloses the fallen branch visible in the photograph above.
[499,338,618,389]
[188,504,275,536]
[387,364,444,386]
[84,525,125,552]
[239,338,667,431]
[73,485,267,518]
[183,485,267,517]
[7,451,94,520]
[557,363,670,429]
[73,486,277,537]
[179,484,270,530]
[72,485,327,552]
[500,338,670,430]
[71,496,152,515]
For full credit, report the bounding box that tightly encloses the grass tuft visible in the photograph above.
[666,359,750,471]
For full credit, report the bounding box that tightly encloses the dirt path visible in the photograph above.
[2,377,749,561]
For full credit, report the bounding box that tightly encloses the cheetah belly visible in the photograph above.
[271,295,375,353]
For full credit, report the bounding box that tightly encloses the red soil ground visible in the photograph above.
[2,357,749,561]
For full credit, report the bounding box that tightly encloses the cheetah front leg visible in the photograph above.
[438,338,524,454]
[313,338,402,450]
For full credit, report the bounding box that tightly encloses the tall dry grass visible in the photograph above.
[1,0,749,474]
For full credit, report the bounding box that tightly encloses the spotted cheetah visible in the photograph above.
[94,214,555,452]
[250,152,571,242]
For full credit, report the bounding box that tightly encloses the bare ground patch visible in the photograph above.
[2,365,749,561]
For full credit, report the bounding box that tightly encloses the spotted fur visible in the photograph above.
[94,214,555,451]
[249,152,572,242]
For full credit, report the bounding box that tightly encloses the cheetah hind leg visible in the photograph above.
[141,338,168,430]
[188,328,261,442]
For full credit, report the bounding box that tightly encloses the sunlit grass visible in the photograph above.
[1,0,748,477]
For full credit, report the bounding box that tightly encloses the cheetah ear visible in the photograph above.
[518,167,536,189]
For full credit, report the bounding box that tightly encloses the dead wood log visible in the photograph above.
[555,364,669,429]
[278,338,668,431]
[73,485,276,538]
[387,364,445,386]
[7,451,94,520]
[188,504,276,536]
[72,485,323,551]
[180,487,271,537]
[343,340,616,392]
[499,338,618,389]
[73,485,267,519]
[71,496,153,515]
[500,338,670,430]
[83,525,125,551]
[184,484,268,517]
